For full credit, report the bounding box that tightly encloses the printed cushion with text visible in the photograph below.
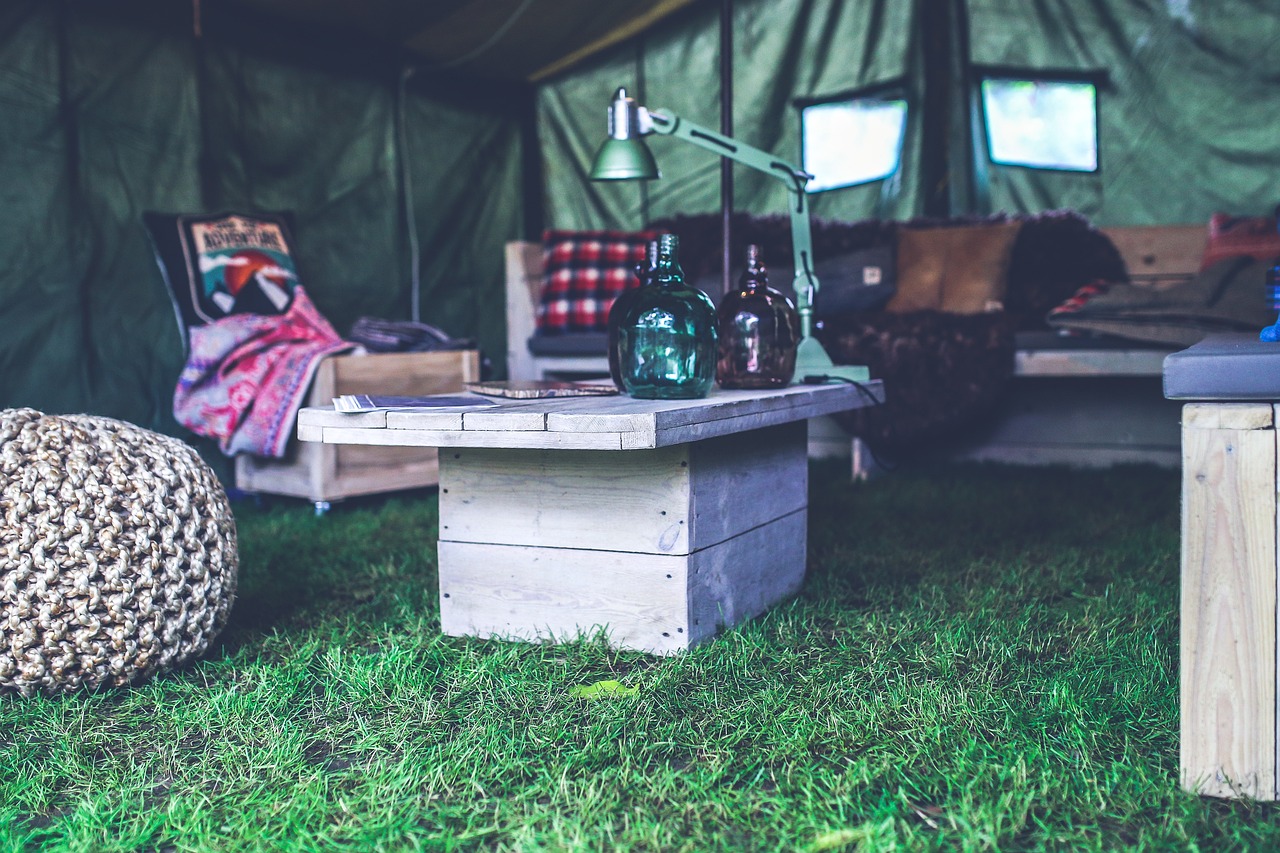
[144,210,303,347]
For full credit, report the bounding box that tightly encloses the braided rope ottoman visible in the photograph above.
[0,409,238,696]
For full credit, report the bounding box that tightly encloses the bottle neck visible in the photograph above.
[654,258,684,287]
[655,236,684,287]
[739,246,767,293]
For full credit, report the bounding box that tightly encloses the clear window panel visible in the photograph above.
[802,98,907,192]
[982,79,1098,171]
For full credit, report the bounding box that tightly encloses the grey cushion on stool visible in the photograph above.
[1163,332,1280,400]
[0,409,239,696]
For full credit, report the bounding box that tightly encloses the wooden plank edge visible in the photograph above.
[1184,403,1273,431]
[551,380,884,437]
[317,425,624,451]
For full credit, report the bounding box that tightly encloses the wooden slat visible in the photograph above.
[506,241,542,382]
[1184,403,1274,431]
[462,408,547,431]
[638,394,875,449]
[436,421,807,556]
[546,384,865,435]
[328,454,441,499]
[385,410,468,431]
[685,509,807,646]
[336,444,438,472]
[300,409,390,429]
[438,509,806,655]
[458,394,597,431]
[296,421,325,443]
[331,349,481,392]
[440,444,692,554]
[547,384,880,440]
[687,422,807,555]
[1101,225,1206,280]
[1180,416,1277,799]
[439,540,692,655]
[319,425,624,450]
[1014,349,1168,377]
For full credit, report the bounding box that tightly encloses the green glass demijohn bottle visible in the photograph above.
[716,244,799,388]
[607,238,659,391]
[615,233,718,399]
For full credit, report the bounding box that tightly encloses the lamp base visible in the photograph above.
[791,336,870,385]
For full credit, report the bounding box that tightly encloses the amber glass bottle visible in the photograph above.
[614,233,718,399]
[716,244,799,388]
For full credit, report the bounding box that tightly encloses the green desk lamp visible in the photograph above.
[589,87,869,385]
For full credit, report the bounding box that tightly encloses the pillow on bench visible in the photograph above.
[1200,212,1280,272]
[144,210,303,348]
[536,230,657,335]
[887,222,1022,315]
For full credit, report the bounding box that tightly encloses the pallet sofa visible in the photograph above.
[946,224,1205,469]
[506,221,1208,468]
[236,348,481,510]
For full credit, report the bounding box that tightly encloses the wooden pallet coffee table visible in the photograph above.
[297,382,882,654]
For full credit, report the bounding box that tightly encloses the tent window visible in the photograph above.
[980,76,1098,172]
[800,94,907,192]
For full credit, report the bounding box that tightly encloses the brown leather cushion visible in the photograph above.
[887,222,1022,314]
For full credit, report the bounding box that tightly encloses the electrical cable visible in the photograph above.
[801,374,898,472]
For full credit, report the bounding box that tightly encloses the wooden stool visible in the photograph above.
[1166,334,1280,799]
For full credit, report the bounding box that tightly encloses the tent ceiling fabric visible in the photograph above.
[234,0,699,81]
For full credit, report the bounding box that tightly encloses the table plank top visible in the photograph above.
[297,381,883,451]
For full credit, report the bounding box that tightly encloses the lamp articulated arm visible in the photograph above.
[645,110,819,341]
[591,87,869,384]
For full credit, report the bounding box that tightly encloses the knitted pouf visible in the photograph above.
[0,409,238,696]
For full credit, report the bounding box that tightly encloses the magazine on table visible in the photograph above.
[332,394,497,413]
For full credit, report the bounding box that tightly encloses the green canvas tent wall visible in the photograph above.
[3,0,1280,481]
[0,0,531,478]
[538,0,1280,230]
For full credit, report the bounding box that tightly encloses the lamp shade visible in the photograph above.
[589,137,660,181]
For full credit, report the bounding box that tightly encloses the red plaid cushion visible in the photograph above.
[1201,213,1280,271]
[537,229,658,333]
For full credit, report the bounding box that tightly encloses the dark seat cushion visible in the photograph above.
[1163,332,1280,399]
[527,332,608,356]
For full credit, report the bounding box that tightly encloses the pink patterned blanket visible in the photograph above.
[173,287,354,458]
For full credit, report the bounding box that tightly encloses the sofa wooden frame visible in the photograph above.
[505,225,1207,468]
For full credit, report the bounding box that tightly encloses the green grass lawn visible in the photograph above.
[3,461,1279,851]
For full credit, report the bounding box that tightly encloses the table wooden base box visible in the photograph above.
[438,421,807,654]
[236,349,480,506]
[297,382,881,654]
[1180,402,1280,800]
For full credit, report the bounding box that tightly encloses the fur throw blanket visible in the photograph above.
[817,311,1017,452]
[648,210,1126,451]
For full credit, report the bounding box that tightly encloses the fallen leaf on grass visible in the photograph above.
[569,680,638,699]
[804,828,868,852]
